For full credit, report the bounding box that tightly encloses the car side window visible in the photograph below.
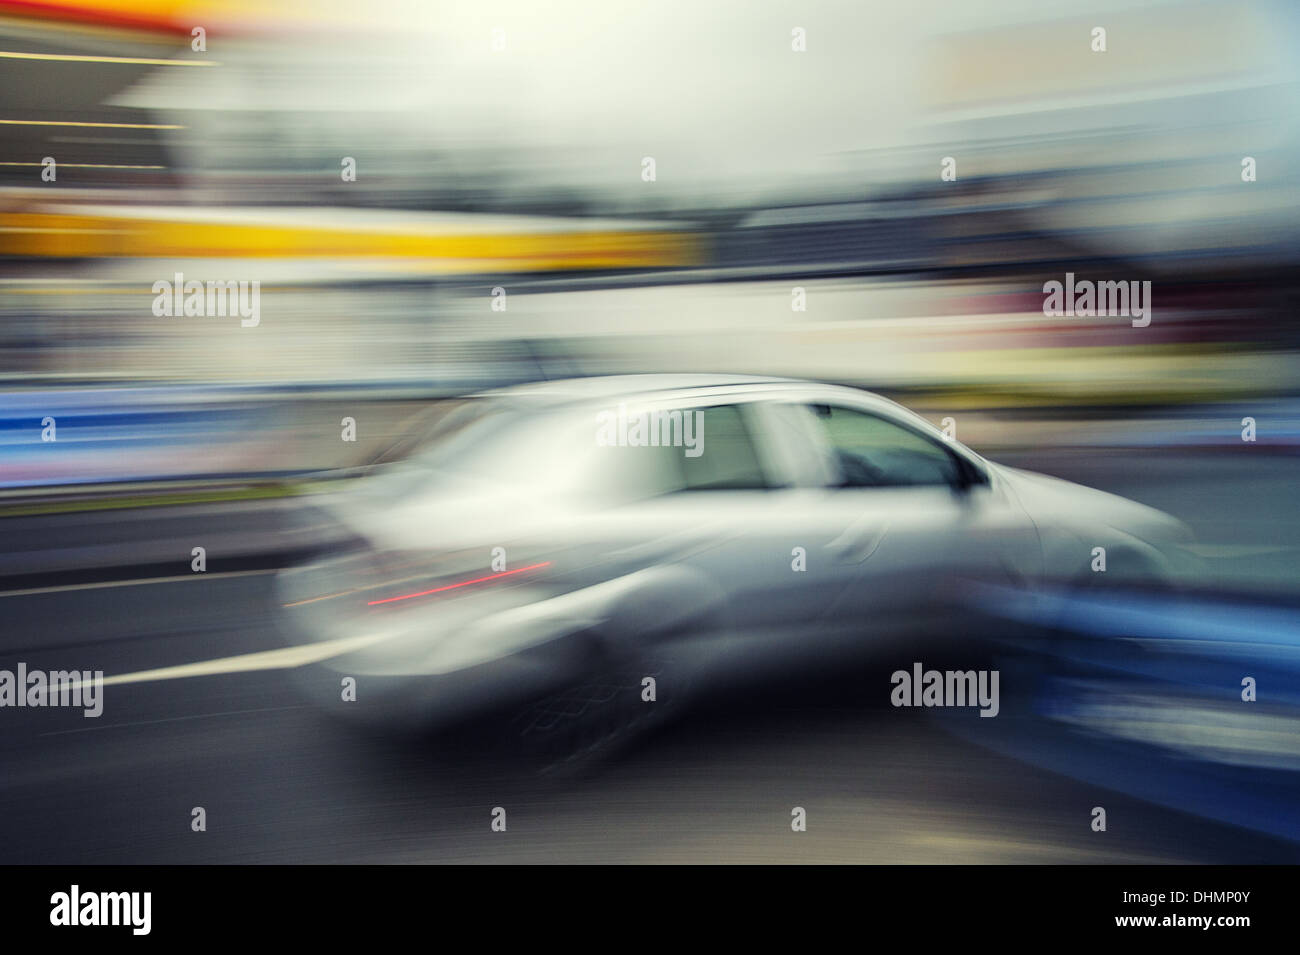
[589,439,684,505]
[586,402,772,503]
[680,403,770,490]
[805,403,962,489]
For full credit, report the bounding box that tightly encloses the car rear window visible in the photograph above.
[586,402,772,503]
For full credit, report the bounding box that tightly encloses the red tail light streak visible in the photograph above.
[366,561,552,606]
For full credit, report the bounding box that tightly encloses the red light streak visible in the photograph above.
[366,561,552,606]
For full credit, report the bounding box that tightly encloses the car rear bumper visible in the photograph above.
[281,623,602,731]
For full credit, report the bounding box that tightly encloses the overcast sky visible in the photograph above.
[114,0,1296,201]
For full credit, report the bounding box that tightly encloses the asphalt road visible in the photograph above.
[0,449,1296,863]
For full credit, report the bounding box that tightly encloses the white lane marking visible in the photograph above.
[0,569,274,598]
[74,633,392,691]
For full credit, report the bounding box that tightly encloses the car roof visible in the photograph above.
[474,374,839,408]
[468,375,972,458]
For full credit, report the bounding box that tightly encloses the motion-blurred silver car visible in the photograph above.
[276,375,1197,740]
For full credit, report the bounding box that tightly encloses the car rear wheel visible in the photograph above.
[502,637,695,776]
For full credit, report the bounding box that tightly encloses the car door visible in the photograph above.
[580,392,859,663]
[771,395,1040,646]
